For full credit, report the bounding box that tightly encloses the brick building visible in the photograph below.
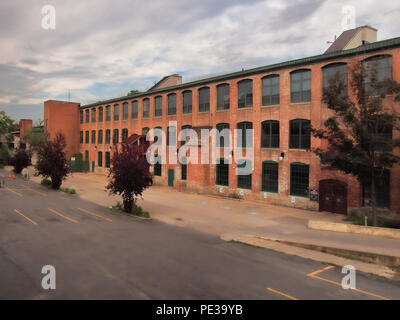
[44,26,400,215]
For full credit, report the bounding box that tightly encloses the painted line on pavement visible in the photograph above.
[77,208,112,222]
[5,187,22,197]
[266,288,299,300]
[14,209,38,225]
[307,265,391,300]
[48,208,78,224]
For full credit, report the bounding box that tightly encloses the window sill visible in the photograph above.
[198,111,210,114]
[261,104,280,108]
[261,147,280,150]
[289,148,310,151]
[262,190,279,194]
[216,109,230,112]
[290,194,309,199]
[289,102,311,106]
[237,106,253,110]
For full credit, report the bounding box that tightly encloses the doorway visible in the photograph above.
[168,169,174,187]
[319,179,348,215]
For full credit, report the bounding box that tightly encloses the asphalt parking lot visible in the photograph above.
[0,169,399,300]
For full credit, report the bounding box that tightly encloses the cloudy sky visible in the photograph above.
[1,0,399,122]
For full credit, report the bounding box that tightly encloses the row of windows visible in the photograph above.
[152,159,309,197]
[216,160,309,196]
[80,55,393,124]
[80,119,311,149]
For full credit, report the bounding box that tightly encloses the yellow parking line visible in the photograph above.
[48,208,78,224]
[5,187,22,197]
[267,288,299,300]
[307,266,391,300]
[23,186,47,196]
[77,208,112,222]
[14,209,38,225]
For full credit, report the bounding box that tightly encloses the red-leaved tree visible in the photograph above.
[10,145,32,174]
[35,132,71,189]
[106,140,153,213]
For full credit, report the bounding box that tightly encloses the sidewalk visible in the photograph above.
[16,166,400,260]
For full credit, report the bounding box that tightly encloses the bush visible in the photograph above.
[0,146,9,165]
[131,206,150,218]
[61,186,77,194]
[40,177,52,187]
[9,146,32,174]
[110,202,150,218]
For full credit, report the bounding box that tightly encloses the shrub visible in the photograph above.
[61,186,77,194]
[9,146,31,174]
[40,177,52,187]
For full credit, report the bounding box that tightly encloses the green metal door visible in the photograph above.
[92,161,95,172]
[168,169,174,187]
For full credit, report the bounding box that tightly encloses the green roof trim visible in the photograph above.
[80,36,400,109]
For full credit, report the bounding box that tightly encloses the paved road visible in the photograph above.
[0,170,399,300]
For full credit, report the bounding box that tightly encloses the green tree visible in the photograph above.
[23,126,46,150]
[127,89,141,96]
[0,111,15,165]
[312,61,400,226]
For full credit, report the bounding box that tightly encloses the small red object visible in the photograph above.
[12,175,15,180]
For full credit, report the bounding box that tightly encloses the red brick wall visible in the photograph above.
[19,119,32,139]
[44,100,80,158]
[62,48,400,214]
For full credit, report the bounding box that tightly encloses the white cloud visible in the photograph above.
[0,0,399,120]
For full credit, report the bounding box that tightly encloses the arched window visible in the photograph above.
[168,93,176,115]
[113,104,119,121]
[261,120,279,148]
[237,79,253,108]
[262,161,278,193]
[98,107,103,122]
[85,109,89,123]
[154,96,162,117]
[98,130,103,144]
[122,128,128,142]
[91,130,96,144]
[216,123,230,147]
[180,125,192,145]
[262,74,280,106]
[217,84,230,110]
[142,98,150,118]
[362,55,393,95]
[113,129,119,144]
[91,108,96,123]
[198,87,210,112]
[105,105,111,121]
[290,69,311,103]
[122,102,129,120]
[98,151,103,167]
[131,100,138,119]
[290,162,309,197]
[237,121,253,148]
[182,91,192,114]
[80,110,83,124]
[322,63,348,96]
[105,129,111,144]
[289,119,310,149]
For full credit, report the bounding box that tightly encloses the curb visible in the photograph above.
[228,235,398,279]
[308,220,400,239]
